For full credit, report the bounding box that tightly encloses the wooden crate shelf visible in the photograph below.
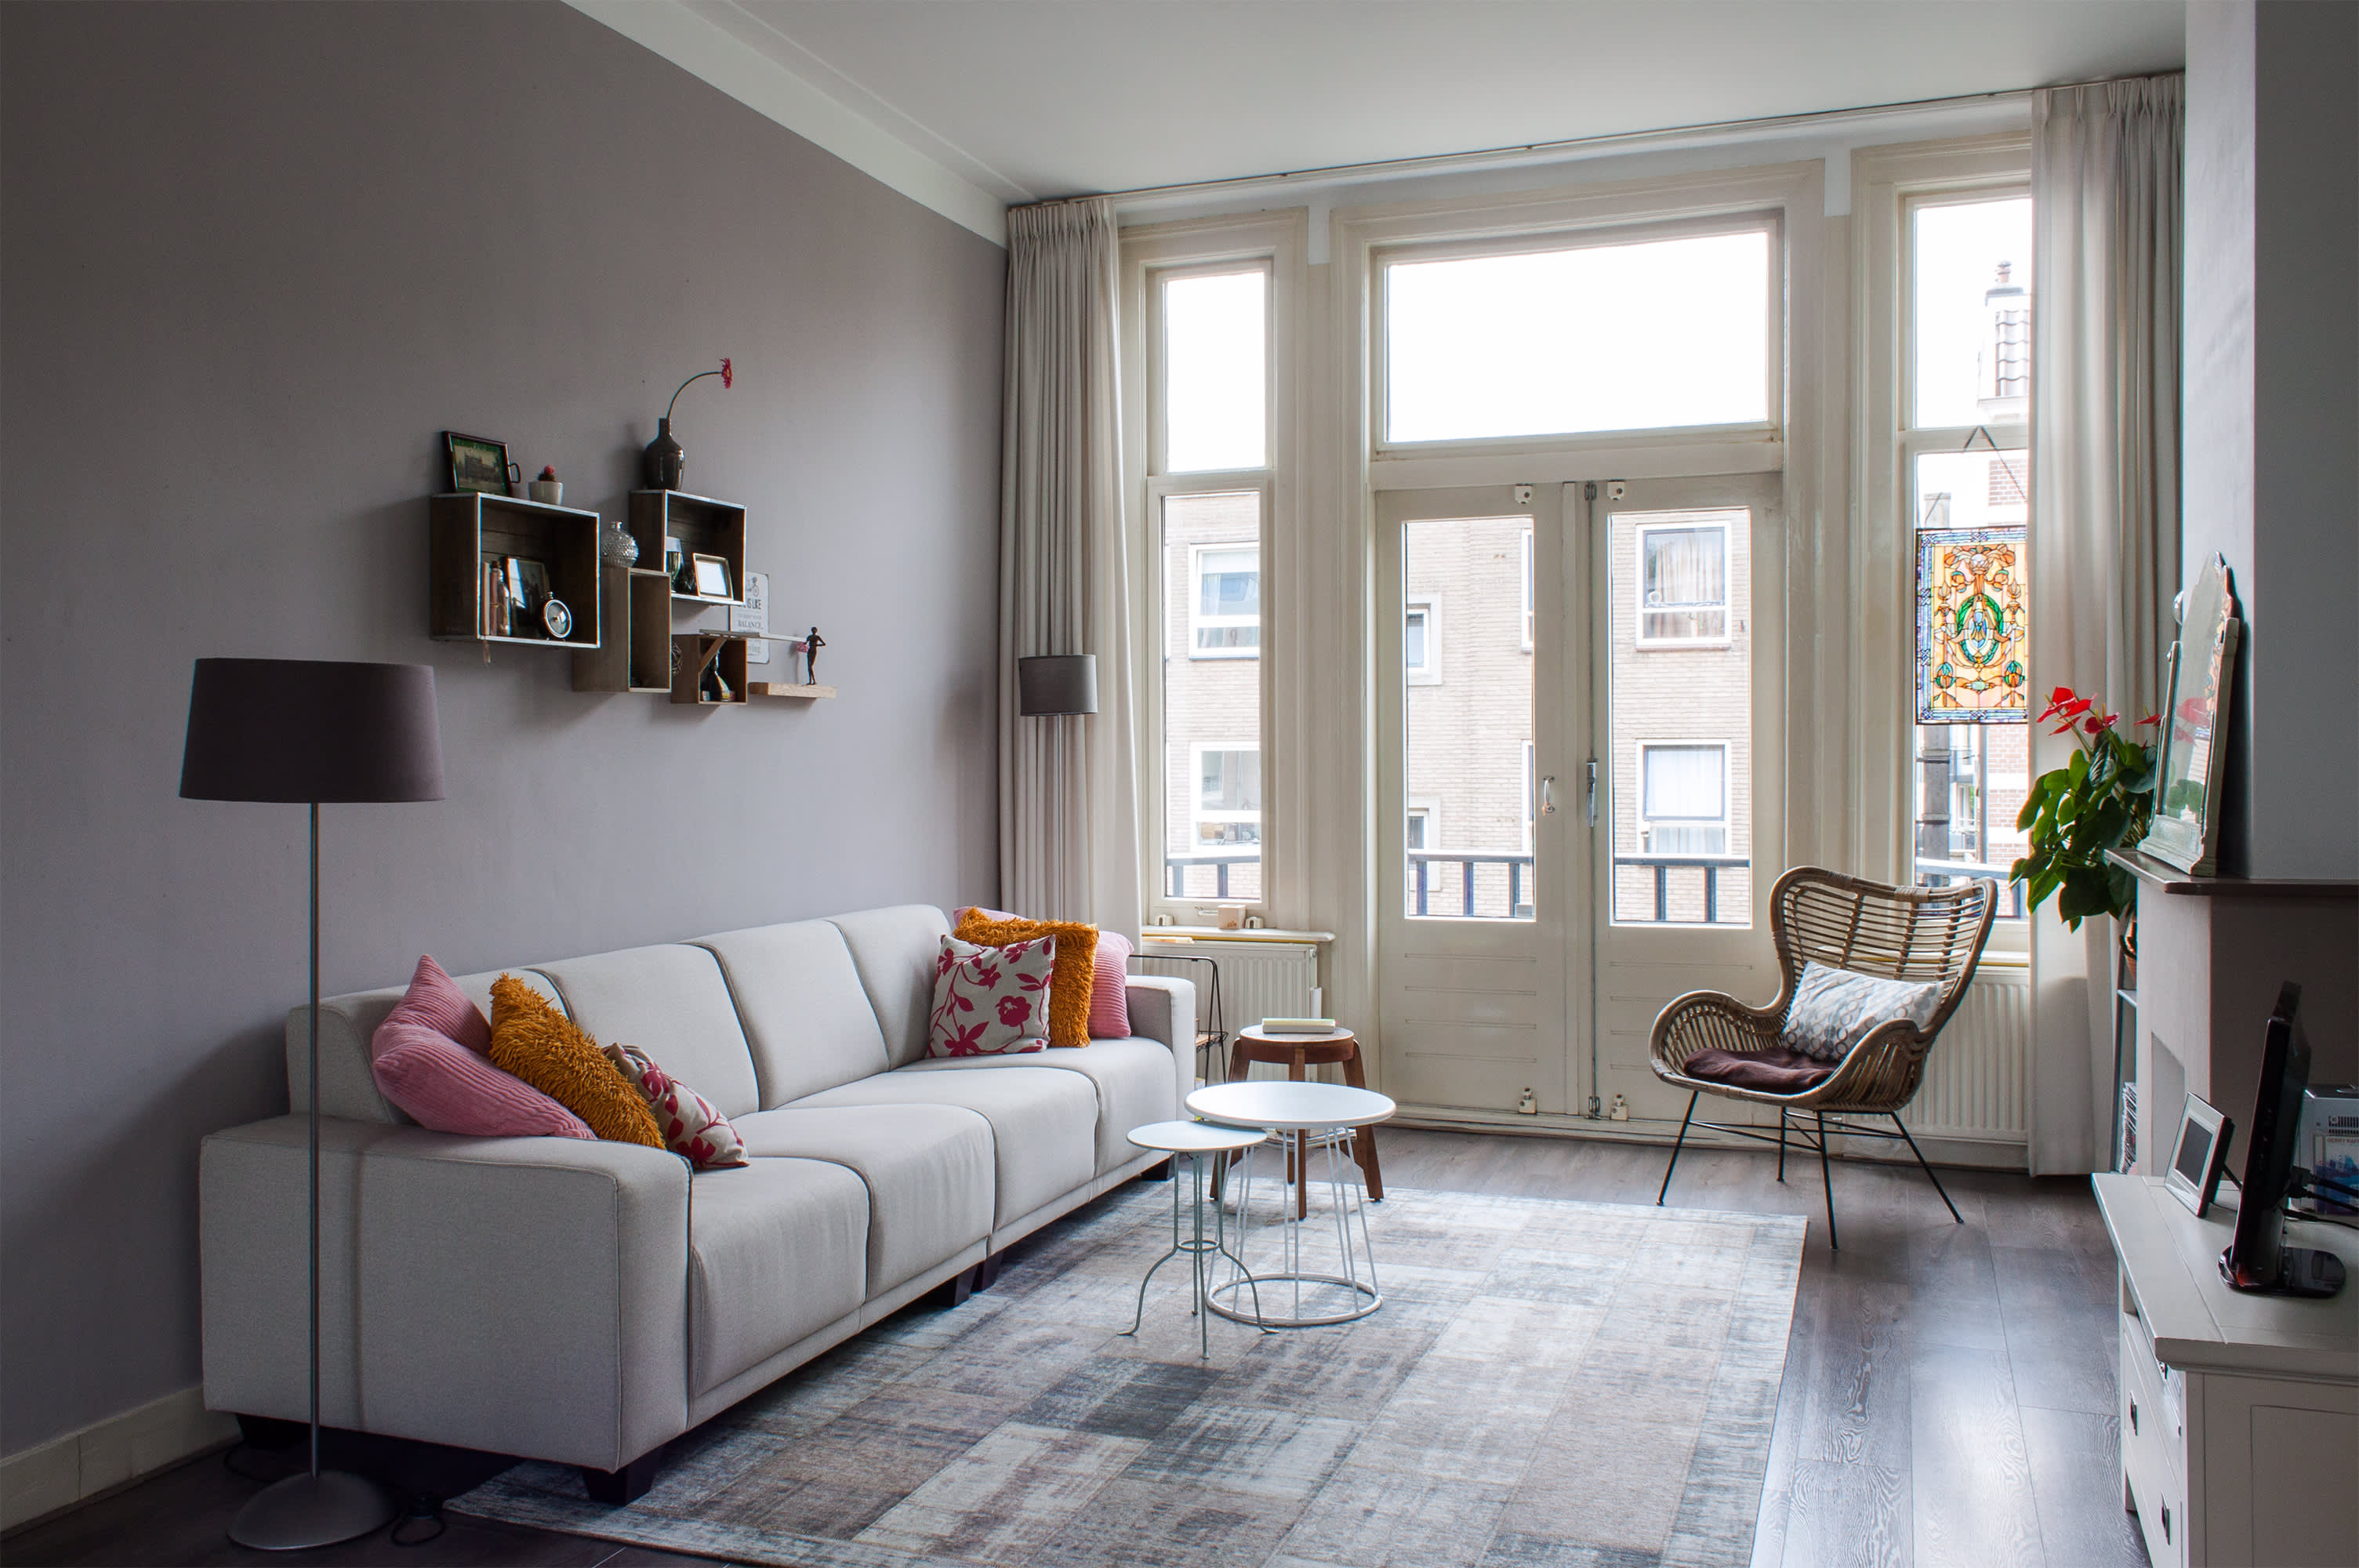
[671,632,749,706]
[629,490,746,606]
[748,682,837,700]
[430,492,603,648]
[573,566,675,693]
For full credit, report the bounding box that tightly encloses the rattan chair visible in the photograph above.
[1649,865,1998,1249]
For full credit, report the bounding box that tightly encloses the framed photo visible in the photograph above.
[445,431,511,495]
[505,556,552,615]
[2139,553,2241,875]
[689,554,733,601]
[2165,1092,2234,1218]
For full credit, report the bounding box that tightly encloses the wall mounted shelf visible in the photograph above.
[572,565,674,693]
[671,632,749,706]
[749,683,836,700]
[629,490,746,605]
[429,492,602,648]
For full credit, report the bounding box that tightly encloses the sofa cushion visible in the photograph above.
[695,921,891,1107]
[297,968,568,1126]
[606,1043,749,1169]
[953,913,1098,1049]
[826,906,953,1069]
[902,1038,1176,1176]
[372,1022,593,1141]
[927,934,1055,1058]
[732,1104,992,1293]
[789,1066,1096,1229]
[533,946,761,1118]
[1090,932,1134,1039]
[688,1158,868,1396]
[488,977,665,1149]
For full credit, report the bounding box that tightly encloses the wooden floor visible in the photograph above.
[2,1129,2147,1568]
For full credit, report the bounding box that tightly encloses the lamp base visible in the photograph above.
[228,1469,396,1551]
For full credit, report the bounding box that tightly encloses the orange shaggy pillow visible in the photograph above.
[486,976,664,1149]
[952,913,1098,1049]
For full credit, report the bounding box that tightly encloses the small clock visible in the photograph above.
[540,597,573,640]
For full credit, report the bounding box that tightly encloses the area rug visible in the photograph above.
[449,1181,1806,1567]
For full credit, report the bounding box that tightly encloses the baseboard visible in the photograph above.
[0,1384,237,1534]
[1388,1104,2031,1172]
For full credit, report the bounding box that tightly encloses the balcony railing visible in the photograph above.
[1611,853,1752,924]
[1914,856,2027,920]
[1409,852,1533,918]
[1166,852,1260,898]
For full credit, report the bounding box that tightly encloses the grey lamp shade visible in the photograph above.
[180,659,445,803]
[1018,654,1097,717]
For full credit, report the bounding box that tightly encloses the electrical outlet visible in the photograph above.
[1512,484,1534,506]
[1516,1087,1538,1115]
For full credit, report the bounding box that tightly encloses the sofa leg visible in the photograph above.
[972,1252,1004,1292]
[1141,1156,1173,1182]
[234,1413,306,1450]
[581,1451,661,1505]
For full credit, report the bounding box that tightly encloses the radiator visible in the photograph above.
[1136,938,1319,1075]
[1906,967,2031,1144]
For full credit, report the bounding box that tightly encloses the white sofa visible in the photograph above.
[198,905,1192,1500]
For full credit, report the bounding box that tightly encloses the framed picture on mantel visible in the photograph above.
[2139,552,2240,876]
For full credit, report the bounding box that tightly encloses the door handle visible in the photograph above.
[1540,776,1557,816]
[1585,760,1599,826]
[2129,1400,2138,1436]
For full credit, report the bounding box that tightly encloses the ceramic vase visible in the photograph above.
[643,419,684,491]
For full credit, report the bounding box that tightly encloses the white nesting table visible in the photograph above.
[1185,1080,1396,1327]
[1120,1120,1270,1359]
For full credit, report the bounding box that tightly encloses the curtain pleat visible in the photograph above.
[997,198,1141,938]
[2027,74,2183,1174]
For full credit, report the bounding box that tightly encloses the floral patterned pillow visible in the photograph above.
[927,934,1055,1058]
[603,1041,749,1169]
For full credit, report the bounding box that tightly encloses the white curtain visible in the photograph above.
[997,198,1141,938]
[2027,75,2183,1174]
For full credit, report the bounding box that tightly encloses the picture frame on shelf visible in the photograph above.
[2164,1092,2234,1218]
[445,432,511,495]
[689,553,732,601]
[505,556,552,633]
[2138,552,2241,875]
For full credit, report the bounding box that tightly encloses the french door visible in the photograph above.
[1374,474,1781,1122]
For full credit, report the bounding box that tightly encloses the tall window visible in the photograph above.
[1149,258,1273,910]
[1906,194,2033,920]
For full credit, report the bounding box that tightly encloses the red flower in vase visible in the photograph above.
[720,358,733,389]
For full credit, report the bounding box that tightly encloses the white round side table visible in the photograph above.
[1185,1080,1396,1327]
[1120,1120,1271,1359]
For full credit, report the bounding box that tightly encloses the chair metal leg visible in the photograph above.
[1775,1106,1788,1183]
[1893,1112,1963,1224]
[1815,1110,1838,1251]
[1657,1091,1698,1205]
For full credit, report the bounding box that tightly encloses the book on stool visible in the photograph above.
[1259,1018,1337,1035]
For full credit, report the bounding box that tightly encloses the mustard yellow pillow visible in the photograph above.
[952,913,1097,1049]
[487,976,664,1149]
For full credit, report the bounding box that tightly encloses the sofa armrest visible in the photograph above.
[1124,975,1198,1110]
[201,1116,688,1471]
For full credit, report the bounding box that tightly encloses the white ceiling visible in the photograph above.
[705,0,2187,202]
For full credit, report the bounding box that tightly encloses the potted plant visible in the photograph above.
[2010,686,2158,931]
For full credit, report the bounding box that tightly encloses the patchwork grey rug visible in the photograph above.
[450,1181,1806,1567]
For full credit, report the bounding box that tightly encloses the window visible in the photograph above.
[1191,543,1261,657]
[1404,802,1438,850]
[1163,270,1266,472]
[1636,521,1729,644]
[1641,743,1729,855]
[1903,191,2033,920]
[1381,226,1773,443]
[1405,596,1439,681]
[1192,744,1261,848]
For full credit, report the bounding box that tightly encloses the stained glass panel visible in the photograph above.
[1915,527,2027,723]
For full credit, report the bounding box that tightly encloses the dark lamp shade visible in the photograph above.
[1018,654,1097,717]
[180,659,445,804]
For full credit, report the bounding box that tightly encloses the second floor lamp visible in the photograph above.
[1018,655,1096,917]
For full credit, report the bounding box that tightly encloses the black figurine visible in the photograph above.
[804,626,826,684]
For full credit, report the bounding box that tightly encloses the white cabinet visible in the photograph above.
[2095,1175,2358,1567]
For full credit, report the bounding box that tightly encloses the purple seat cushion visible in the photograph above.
[1682,1045,1837,1094]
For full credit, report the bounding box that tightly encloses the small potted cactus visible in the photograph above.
[528,465,562,506]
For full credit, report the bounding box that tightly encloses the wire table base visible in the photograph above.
[1206,1127,1384,1327]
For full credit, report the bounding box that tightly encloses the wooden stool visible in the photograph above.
[1219,1025,1384,1217]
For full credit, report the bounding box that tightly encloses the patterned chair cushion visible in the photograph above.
[1779,960,1943,1063]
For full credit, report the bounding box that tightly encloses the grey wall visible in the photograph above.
[0,2,1003,1455]
[2181,0,2359,879]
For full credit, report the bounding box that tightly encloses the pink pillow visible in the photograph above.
[368,956,592,1139]
[1089,931,1133,1038]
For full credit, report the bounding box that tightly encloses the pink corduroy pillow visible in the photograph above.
[368,956,592,1139]
[1089,930,1133,1038]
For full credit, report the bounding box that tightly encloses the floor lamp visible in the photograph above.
[180,658,445,1551]
[1017,655,1096,914]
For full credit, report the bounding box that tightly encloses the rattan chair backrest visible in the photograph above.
[1769,866,1997,1039]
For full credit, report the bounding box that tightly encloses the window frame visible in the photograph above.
[1519,529,1535,652]
[1159,266,1270,476]
[1632,518,1733,649]
[1189,539,1263,660]
[1638,739,1733,856]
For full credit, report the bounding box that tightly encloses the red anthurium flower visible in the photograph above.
[720,357,733,390]
[2137,713,2160,726]
[2036,685,2081,721]
[2083,713,2119,735]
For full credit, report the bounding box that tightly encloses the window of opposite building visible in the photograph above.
[1406,596,1440,682]
[1192,542,1261,658]
[1635,521,1730,646]
[1641,743,1729,856]
[1192,744,1261,848]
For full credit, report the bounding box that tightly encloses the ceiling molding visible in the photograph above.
[564,0,1009,246]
